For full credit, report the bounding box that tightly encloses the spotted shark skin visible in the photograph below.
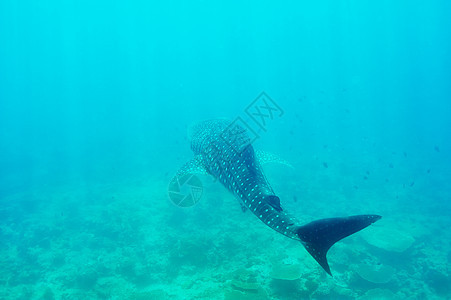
[177,119,381,275]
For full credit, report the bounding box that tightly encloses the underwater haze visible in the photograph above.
[1,0,451,299]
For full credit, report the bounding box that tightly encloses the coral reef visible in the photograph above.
[361,226,415,252]
[1,175,450,299]
[355,263,396,284]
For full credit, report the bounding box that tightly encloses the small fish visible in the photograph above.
[363,176,368,180]
[323,162,328,168]
[366,170,370,175]
[434,146,440,152]
[410,181,415,187]
[389,163,394,168]
[427,169,431,174]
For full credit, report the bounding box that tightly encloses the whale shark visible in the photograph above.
[172,119,381,275]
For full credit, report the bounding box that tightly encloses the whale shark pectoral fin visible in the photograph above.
[175,155,209,177]
[255,150,294,168]
[296,215,382,276]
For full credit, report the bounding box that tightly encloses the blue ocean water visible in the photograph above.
[0,1,450,299]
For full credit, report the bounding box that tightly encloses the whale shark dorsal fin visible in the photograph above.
[175,155,208,177]
[255,150,294,168]
[266,195,283,212]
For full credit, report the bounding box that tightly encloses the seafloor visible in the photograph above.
[1,160,450,299]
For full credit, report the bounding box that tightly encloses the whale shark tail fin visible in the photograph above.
[296,214,381,276]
